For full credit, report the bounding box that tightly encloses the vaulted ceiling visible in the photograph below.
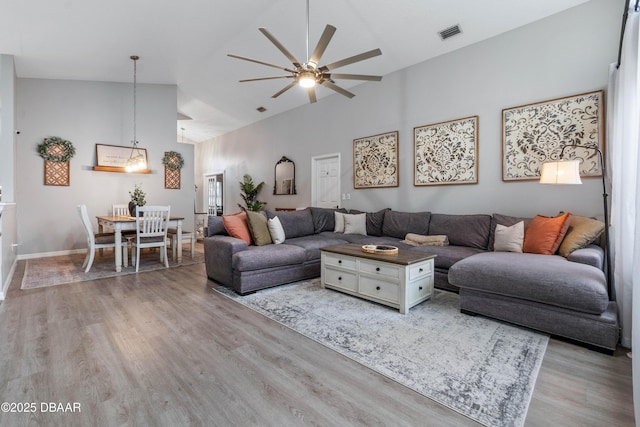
[0,0,591,142]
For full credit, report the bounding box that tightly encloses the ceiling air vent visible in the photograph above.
[438,24,462,40]
[256,106,267,113]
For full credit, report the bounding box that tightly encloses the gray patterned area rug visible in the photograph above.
[21,245,204,290]
[215,279,548,427]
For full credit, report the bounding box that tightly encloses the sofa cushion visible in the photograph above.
[523,212,571,255]
[222,212,251,245]
[344,213,367,235]
[232,244,306,272]
[408,244,484,269]
[489,214,532,250]
[558,215,605,257]
[349,208,390,236]
[310,207,348,233]
[449,252,609,314]
[428,213,491,249]
[206,215,228,237]
[286,235,350,261]
[494,221,524,253]
[266,208,315,239]
[268,216,286,244]
[246,211,272,246]
[382,210,430,239]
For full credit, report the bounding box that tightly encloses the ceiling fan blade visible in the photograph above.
[259,28,302,68]
[272,81,298,99]
[328,73,382,81]
[309,24,336,66]
[320,80,355,98]
[307,87,317,103]
[319,48,382,72]
[228,54,297,73]
[239,76,294,82]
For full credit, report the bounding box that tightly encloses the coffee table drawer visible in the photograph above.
[324,254,357,270]
[359,260,400,280]
[359,276,399,303]
[407,277,433,305]
[324,267,358,291]
[409,260,433,281]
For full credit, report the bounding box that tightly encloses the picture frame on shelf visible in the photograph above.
[94,143,149,173]
[414,115,478,186]
[353,131,399,189]
[502,90,604,181]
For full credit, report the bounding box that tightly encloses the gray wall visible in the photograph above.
[0,54,16,202]
[195,0,618,220]
[16,78,194,256]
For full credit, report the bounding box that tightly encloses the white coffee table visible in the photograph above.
[320,243,436,314]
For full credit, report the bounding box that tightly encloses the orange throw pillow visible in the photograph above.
[222,211,251,245]
[523,212,572,255]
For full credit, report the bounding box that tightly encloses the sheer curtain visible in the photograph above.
[607,0,639,422]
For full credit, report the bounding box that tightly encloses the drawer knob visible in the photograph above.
[419,286,423,291]
[376,286,381,291]
[338,260,342,264]
[338,276,342,281]
[419,268,423,272]
[376,267,380,272]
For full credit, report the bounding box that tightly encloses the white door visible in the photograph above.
[312,153,341,208]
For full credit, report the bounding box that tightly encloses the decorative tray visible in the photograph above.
[361,245,399,255]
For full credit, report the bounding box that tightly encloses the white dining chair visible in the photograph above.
[78,204,128,273]
[166,228,195,260]
[131,205,171,272]
[112,203,130,217]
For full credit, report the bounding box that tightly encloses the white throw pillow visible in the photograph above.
[494,221,524,253]
[268,216,286,244]
[334,211,346,233]
[343,213,367,235]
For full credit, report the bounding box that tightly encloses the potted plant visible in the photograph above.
[238,174,267,212]
[128,184,147,216]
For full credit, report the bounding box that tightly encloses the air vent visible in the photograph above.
[438,24,462,40]
[256,106,267,113]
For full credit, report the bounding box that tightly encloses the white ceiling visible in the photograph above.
[0,0,591,142]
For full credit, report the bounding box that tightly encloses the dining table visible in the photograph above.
[96,215,184,272]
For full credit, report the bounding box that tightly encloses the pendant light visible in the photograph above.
[125,55,147,172]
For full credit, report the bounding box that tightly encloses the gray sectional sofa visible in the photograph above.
[204,207,619,353]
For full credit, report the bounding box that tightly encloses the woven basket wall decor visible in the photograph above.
[43,144,70,186]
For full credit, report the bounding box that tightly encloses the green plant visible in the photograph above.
[129,184,146,206]
[238,174,266,212]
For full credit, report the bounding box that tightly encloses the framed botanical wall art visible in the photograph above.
[502,90,604,181]
[353,131,399,189]
[414,116,478,186]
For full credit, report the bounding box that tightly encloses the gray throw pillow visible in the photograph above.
[350,208,390,236]
[382,210,430,239]
[206,215,228,237]
[266,208,315,238]
[429,213,492,249]
[310,207,347,233]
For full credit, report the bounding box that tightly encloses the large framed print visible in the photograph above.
[502,90,604,181]
[353,131,399,189]
[414,115,478,186]
[94,143,149,173]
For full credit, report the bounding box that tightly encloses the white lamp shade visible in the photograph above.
[539,160,582,184]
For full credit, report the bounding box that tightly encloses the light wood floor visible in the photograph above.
[0,259,634,426]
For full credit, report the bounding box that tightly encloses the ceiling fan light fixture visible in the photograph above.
[298,72,316,88]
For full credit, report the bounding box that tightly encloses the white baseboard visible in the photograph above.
[0,258,18,301]
[17,248,85,261]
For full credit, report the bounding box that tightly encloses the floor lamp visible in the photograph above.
[539,144,613,299]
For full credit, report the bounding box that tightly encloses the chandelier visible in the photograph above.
[125,55,147,173]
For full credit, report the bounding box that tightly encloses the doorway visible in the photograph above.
[205,172,224,216]
[311,153,341,208]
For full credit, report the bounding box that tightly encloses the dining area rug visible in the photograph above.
[21,244,204,290]
[215,279,549,427]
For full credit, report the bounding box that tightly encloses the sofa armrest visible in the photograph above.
[567,244,604,270]
[204,235,249,286]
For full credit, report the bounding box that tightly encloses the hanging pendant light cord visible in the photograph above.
[305,0,310,63]
[131,55,138,147]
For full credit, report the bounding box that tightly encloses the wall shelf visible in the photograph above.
[92,166,151,174]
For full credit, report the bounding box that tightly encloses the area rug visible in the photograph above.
[21,245,204,290]
[215,280,548,427]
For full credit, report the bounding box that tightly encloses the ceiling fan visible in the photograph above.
[228,0,382,103]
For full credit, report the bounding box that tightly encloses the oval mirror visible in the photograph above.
[274,156,296,195]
